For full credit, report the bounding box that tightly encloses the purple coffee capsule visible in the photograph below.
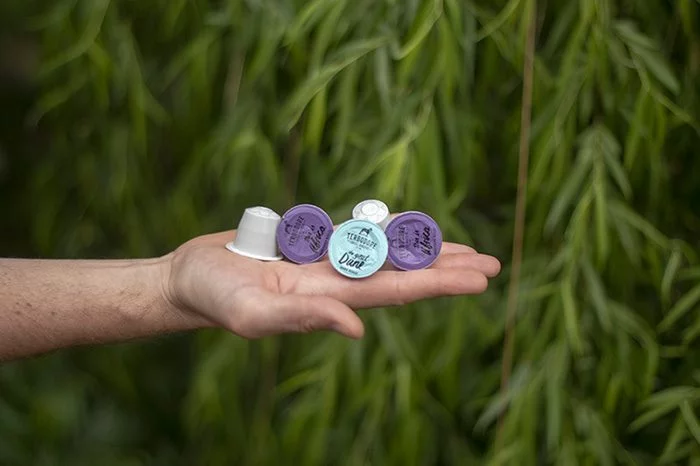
[385,211,443,271]
[276,204,334,264]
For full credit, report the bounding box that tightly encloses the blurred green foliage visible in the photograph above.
[1,0,700,464]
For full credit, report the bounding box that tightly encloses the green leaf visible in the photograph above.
[545,155,592,233]
[392,0,443,59]
[303,87,328,154]
[683,315,700,345]
[474,0,522,42]
[681,400,700,446]
[280,36,388,130]
[661,249,683,306]
[601,147,632,199]
[643,387,700,410]
[610,200,669,250]
[161,30,219,90]
[374,47,393,113]
[309,0,348,69]
[28,71,89,124]
[659,414,688,464]
[680,267,700,282]
[39,0,111,77]
[486,442,523,466]
[396,361,412,415]
[659,284,700,333]
[284,0,336,46]
[611,302,659,396]
[474,366,530,432]
[582,259,612,332]
[614,20,658,51]
[634,46,681,95]
[623,90,650,169]
[545,342,567,451]
[560,277,584,355]
[593,161,609,266]
[330,60,359,166]
[629,404,679,433]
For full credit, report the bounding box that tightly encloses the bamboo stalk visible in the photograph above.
[497,0,538,448]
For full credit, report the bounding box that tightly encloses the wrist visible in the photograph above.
[156,252,214,330]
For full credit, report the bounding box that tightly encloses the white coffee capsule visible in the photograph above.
[352,199,390,230]
[225,206,283,261]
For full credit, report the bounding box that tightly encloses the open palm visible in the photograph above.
[165,224,501,339]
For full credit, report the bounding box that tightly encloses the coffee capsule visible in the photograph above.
[352,199,391,230]
[225,206,283,261]
[328,219,389,279]
[384,211,442,270]
[276,204,334,264]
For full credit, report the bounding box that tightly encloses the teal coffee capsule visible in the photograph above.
[328,219,388,279]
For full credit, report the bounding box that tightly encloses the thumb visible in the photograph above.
[267,293,365,339]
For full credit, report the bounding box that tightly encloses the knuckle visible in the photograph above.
[392,274,407,306]
[472,272,488,292]
[298,315,318,334]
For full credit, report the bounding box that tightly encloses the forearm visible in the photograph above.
[0,256,206,361]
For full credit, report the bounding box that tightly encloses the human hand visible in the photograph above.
[163,222,501,340]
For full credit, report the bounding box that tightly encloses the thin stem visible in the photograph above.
[497,0,537,448]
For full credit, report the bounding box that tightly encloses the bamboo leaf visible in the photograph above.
[374,47,392,113]
[561,277,584,355]
[593,161,609,266]
[662,249,683,306]
[310,0,347,69]
[612,302,659,396]
[609,200,670,249]
[681,400,700,446]
[392,0,443,59]
[280,36,388,130]
[545,156,592,233]
[642,387,700,411]
[601,147,632,199]
[330,61,359,166]
[285,0,336,46]
[629,405,679,433]
[633,47,681,95]
[624,90,649,169]
[659,414,688,464]
[582,259,612,332]
[304,87,327,154]
[545,342,567,451]
[39,0,111,76]
[614,20,658,51]
[680,267,700,281]
[474,366,530,432]
[274,369,324,399]
[28,71,89,124]
[474,0,522,42]
[486,442,523,466]
[683,315,700,345]
[659,284,700,333]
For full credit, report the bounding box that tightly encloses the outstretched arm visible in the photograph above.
[1,228,501,362]
[0,257,204,361]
